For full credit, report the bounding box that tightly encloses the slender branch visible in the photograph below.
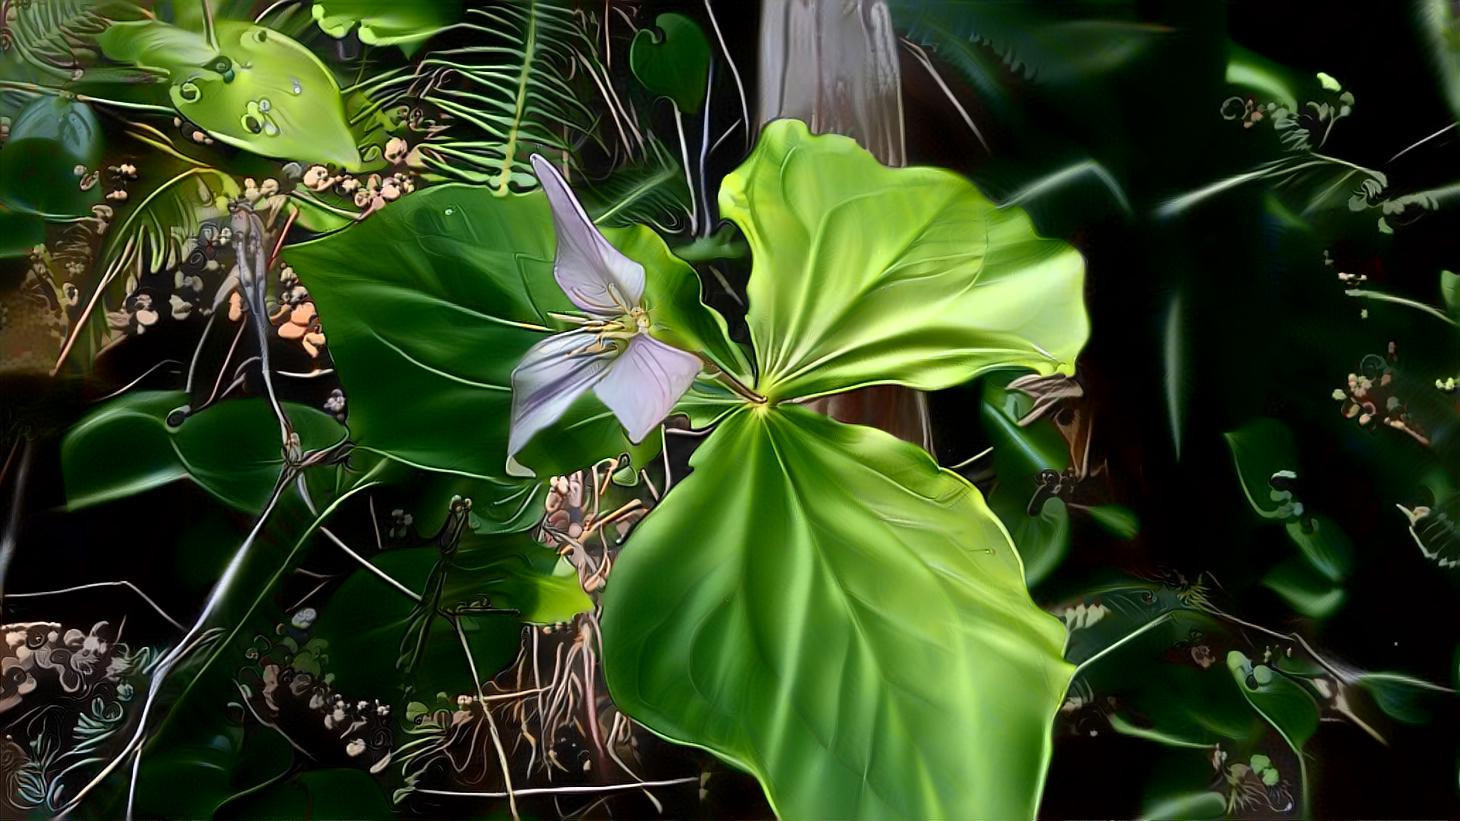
[1345,288,1458,327]
[1070,612,1173,679]
[453,617,519,819]
[671,106,698,234]
[0,440,34,608]
[8,581,185,632]
[710,364,765,404]
[414,776,699,799]
[703,0,749,148]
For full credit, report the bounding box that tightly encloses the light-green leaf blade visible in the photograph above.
[720,119,1088,403]
[601,404,1072,819]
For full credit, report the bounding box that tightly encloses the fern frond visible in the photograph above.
[411,0,599,194]
[580,139,692,233]
[103,164,238,277]
[2,0,135,80]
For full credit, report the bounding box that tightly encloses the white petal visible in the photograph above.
[530,154,644,316]
[509,330,613,459]
[594,335,703,444]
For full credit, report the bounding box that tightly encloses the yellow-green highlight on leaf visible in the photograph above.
[98,20,361,168]
[601,404,1073,819]
[720,119,1089,403]
[311,0,463,55]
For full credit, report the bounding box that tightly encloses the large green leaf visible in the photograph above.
[311,0,462,54]
[61,391,345,511]
[286,184,733,479]
[97,20,360,167]
[286,185,649,479]
[601,405,1072,819]
[721,119,1088,402]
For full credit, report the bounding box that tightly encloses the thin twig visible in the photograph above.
[8,581,185,632]
[414,776,699,799]
[0,440,34,607]
[453,617,520,819]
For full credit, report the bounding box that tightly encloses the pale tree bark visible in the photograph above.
[757,0,931,450]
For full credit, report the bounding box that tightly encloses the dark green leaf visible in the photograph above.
[629,13,711,113]
[285,185,674,481]
[222,768,393,819]
[61,391,345,511]
[1226,651,1320,755]
[1262,557,1345,619]
[980,374,1072,584]
[1225,417,1301,519]
[0,95,103,218]
[312,533,589,702]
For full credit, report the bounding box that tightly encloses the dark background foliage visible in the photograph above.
[2,0,1458,817]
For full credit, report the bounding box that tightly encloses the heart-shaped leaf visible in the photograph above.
[284,184,735,479]
[98,20,360,167]
[722,119,1089,403]
[601,405,1072,818]
[629,13,711,113]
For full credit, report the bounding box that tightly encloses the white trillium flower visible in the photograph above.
[507,155,704,460]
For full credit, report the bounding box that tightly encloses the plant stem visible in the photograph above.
[713,364,766,405]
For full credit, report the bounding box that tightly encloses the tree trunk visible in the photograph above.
[757,0,931,450]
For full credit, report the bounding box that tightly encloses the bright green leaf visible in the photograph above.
[625,223,752,379]
[601,405,1072,819]
[61,391,345,512]
[721,119,1088,403]
[629,13,711,113]
[98,20,360,167]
